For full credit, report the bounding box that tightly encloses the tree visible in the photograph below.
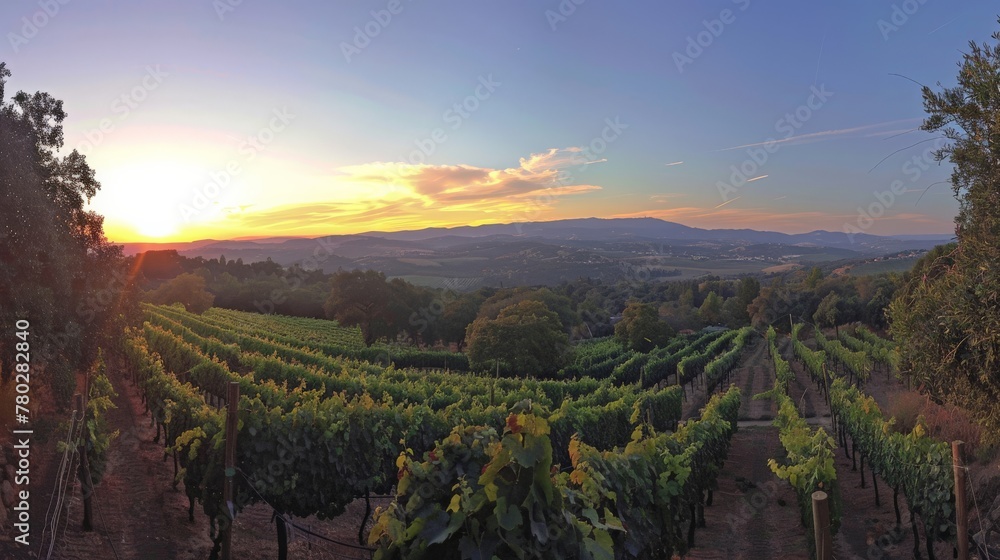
[805,267,823,289]
[146,273,215,314]
[721,297,747,328]
[889,22,1000,443]
[465,300,571,377]
[698,291,724,325]
[747,285,780,330]
[614,302,673,353]
[476,287,579,333]
[813,292,841,337]
[0,63,137,390]
[386,278,432,345]
[734,277,760,325]
[324,270,392,346]
[438,291,487,351]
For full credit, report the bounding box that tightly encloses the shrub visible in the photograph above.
[887,390,982,459]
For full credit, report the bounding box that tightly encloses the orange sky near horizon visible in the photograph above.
[91,146,955,244]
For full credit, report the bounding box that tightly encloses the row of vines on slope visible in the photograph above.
[793,322,957,560]
[813,326,869,384]
[123,316,699,556]
[830,378,956,560]
[762,325,841,553]
[143,311,686,445]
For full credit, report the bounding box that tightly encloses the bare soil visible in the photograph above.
[683,426,810,560]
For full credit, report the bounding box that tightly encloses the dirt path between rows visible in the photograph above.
[736,337,777,421]
[679,332,953,560]
[53,360,211,560]
[680,335,776,423]
[683,426,810,560]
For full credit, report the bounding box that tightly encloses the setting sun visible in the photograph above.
[132,212,179,239]
[89,160,210,241]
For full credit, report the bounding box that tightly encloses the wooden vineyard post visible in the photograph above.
[812,491,832,560]
[221,382,240,560]
[75,393,94,531]
[953,441,969,560]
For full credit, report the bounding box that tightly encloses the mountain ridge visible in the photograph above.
[120,217,952,255]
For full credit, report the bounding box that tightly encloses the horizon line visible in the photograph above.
[107,215,956,245]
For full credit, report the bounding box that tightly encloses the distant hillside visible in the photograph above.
[120,217,951,289]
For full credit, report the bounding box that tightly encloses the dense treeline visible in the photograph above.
[139,247,901,358]
[0,63,138,401]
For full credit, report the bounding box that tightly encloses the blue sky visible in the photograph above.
[1,0,993,241]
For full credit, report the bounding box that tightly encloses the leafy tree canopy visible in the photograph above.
[889,22,1000,443]
[614,301,673,353]
[466,299,571,377]
[0,62,137,393]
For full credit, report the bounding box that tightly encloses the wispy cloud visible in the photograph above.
[650,193,685,203]
[226,148,603,234]
[711,119,922,152]
[664,161,684,167]
[929,15,961,34]
[713,196,741,209]
[864,127,921,138]
[746,174,768,183]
